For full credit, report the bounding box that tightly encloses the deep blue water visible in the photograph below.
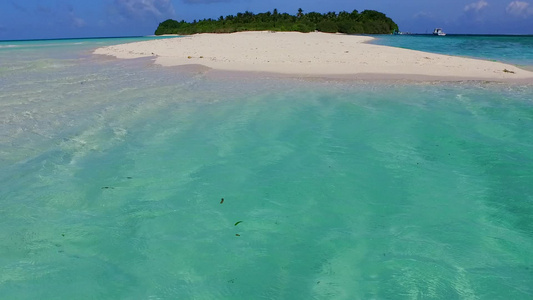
[0,36,532,299]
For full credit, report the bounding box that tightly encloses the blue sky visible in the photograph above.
[1,0,532,40]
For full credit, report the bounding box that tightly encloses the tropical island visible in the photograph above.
[155,9,399,35]
[95,7,532,82]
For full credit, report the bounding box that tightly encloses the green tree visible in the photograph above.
[316,20,338,33]
[154,8,399,35]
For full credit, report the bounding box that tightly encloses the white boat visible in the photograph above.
[433,28,446,36]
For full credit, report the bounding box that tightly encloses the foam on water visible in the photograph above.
[1,38,532,299]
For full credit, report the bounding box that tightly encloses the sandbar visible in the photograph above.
[94,31,533,82]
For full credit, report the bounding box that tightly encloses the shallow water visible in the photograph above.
[370,34,533,68]
[1,38,532,299]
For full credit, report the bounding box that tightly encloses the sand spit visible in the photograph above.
[94,31,533,82]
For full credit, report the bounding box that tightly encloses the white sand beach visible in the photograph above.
[94,31,533,82]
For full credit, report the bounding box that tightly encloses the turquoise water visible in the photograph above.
[370,35,533,68]
[1,37,532,299]
[0,36,178,61]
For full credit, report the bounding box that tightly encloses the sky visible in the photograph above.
[0,0,532,40]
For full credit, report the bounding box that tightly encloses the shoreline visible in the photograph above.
[93,31,533,83]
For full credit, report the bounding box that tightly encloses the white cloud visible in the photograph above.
[71,16,86,28]
[464,0,489,12]
[413,11,433,19]
[114,0,175,18]
[506,1,533,17]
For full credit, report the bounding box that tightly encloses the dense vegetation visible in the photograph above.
[155,9,399,35]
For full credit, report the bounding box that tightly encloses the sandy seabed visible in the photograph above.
[94,31,533,82]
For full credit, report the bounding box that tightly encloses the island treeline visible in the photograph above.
[155,9,399,35]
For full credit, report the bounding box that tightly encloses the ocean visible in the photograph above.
[369,34,533,70]
[1,35,532,299]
